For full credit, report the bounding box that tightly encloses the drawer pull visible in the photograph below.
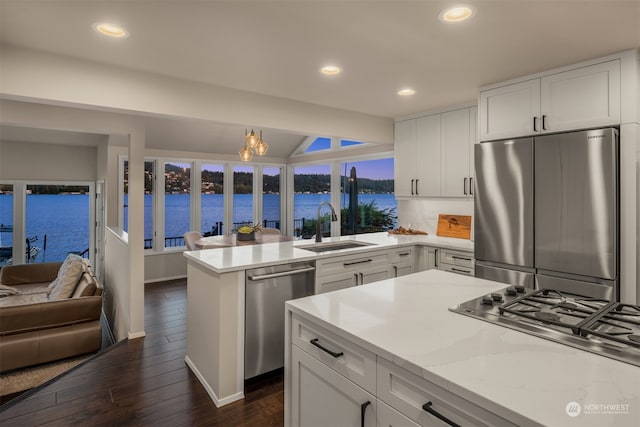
[343,259,373,266]
[360,400,371,427]
[422,401,460,427]
[452,256,471,261]
[398,252,410,256]
[310,338,344,358]
[451,268,470,274]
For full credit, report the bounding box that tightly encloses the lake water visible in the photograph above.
[0,193,397,262]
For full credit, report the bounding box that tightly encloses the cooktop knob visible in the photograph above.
[481,295,494,305]
[491,293,504,302]
[505,286,517,296]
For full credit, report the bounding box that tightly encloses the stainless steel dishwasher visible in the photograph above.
[245,261,315,379]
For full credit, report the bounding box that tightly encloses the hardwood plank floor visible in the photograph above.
[0,279,284,426]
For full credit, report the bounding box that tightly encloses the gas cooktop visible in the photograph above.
[449,286,640,367]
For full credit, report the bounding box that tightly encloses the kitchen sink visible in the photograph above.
[297,241,376,253]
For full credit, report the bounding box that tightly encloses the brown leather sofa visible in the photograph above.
[0,260,103,372]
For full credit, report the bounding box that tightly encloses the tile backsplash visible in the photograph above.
[397,198,474,240]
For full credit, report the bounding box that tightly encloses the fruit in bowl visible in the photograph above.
[236,224,262,240]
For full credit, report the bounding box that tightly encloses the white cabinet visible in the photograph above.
[315,250,390,294]
[290,314,377,427]
[418,246,438,271]
[437,248,474,276]
[377,399,420,427]
[389,247,415,277]
[290,346,376,427]
[377,357,515,427]
[394,115,440,197]
[480,60,620,141]
[441,106,477,197]
[395,106,476,198]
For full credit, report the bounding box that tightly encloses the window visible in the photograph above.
[340,158,397,235]
[123,160,155,248]
[263,167,281,230]
[304,137,331,153]
[233,165,253,229]
[293,164,331,238]
[201,163,224,236]
[25,184,91,263]
[164,162,191,248]
[0,184,13,266]
[340,139,364,148]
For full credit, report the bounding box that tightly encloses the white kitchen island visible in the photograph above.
[182,232,473,407]
[285,269,640,427]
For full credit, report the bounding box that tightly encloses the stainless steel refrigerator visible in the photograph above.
[474,128,619,300]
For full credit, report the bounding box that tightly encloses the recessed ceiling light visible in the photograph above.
[320,65,342,76]
[439,5,475,23]
[397,89,416,96]
[93,22,129,38]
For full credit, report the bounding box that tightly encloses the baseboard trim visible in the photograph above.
[128,330,146,340]
[184,356,244,408]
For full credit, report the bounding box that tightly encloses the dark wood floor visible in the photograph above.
[0,279,284,426]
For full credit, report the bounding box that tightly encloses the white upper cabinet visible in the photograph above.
[540,60,620,133]
[394,119,416,198]
[479,79,540,141]
[480,59,620,141]
[395,106,476,198]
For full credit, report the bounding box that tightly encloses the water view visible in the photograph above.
[1,192,397,264]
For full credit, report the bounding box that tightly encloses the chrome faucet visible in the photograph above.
[316,201,338,243]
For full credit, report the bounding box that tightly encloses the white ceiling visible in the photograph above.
[1,0,639,154]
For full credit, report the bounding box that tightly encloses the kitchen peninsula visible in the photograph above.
[182,232,473,407]
[285,270,639,427]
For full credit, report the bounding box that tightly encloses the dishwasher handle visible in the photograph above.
[247,266,315,281]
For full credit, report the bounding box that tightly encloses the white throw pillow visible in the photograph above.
[48,254,85,300]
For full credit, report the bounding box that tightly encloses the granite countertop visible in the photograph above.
[183,232,474,273]
[286,269,640,427]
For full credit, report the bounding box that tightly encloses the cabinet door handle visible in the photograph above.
[310,338,344,358]
[463,177,468,195]
[359,272,364,284]
[422,402,460,427]
[542,114,547,131]
[469,177,473,196]
[415,179,419,195]
[393,265,398,277]
[410,179,415,195]
[533,116,538,132]
[361,400,372,427]
[344,259,373,266]
[434,249,438,267]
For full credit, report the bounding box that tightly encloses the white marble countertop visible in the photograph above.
[183,232,474,273]
[286,270,640,427]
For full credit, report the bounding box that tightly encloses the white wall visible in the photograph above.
[0,141,97,181]
[398,199,474,239]
[145,252,187,283]
[104,227,130,341]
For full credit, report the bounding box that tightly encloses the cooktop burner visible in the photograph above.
[449,287,640,367]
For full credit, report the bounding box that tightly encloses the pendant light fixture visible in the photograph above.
[239,129,269,161]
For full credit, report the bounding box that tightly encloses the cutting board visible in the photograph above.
[436,214,471,239]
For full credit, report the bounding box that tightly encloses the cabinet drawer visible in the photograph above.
[438,263,474,276]
[377,358,516,427]
[438,249,474,268]
[389,247,414,263]
[291,314,376,394]
[377,399,420,427]
[315,271,357,294]
[316,251,389,276]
